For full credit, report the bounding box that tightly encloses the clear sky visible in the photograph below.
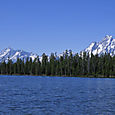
[0,0,115,55]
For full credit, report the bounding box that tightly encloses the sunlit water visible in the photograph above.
[0,75,115,115]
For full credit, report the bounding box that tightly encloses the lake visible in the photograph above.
[0,75,115,115]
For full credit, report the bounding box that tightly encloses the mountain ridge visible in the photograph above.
[0,47,38,63]
[84,35,115,56]
[0,35,115,63]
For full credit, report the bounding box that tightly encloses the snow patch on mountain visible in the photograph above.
[0,35,114,63]
[84,35,115,56]
[0,48,38,63]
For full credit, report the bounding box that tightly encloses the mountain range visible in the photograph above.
[0,48,38,63]
[84,35,115,56]
[0,35,114,63]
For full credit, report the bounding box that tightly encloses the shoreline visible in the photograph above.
[0,74,115,78]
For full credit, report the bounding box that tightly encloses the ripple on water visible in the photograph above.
[0,76,115,114]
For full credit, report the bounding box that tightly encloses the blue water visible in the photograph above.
[0,76,115,115]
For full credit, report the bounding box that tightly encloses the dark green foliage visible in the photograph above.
[0,51,115,78]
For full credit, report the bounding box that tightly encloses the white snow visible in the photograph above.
[0,48,10,58]
[83,35,115,56]
[10,52,20,60]
[0,35,114,63]
[0,48,38,63]
[86,42,95,51]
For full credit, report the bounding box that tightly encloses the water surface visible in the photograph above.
[0,75,115,115]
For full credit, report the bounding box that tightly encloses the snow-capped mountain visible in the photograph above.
[0,48,38,63]
[84,35,115,56]
[0,35,114,63]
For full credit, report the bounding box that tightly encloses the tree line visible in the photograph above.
[0,50,115,77]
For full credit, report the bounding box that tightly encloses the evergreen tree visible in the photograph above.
[0,50,114,78]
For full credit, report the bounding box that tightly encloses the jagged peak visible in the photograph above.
[2,47,14,52]
[0,48,38,63]
[103,35,113,41]
[83,35,115,56]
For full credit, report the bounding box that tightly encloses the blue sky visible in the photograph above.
[0,0,115,55]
